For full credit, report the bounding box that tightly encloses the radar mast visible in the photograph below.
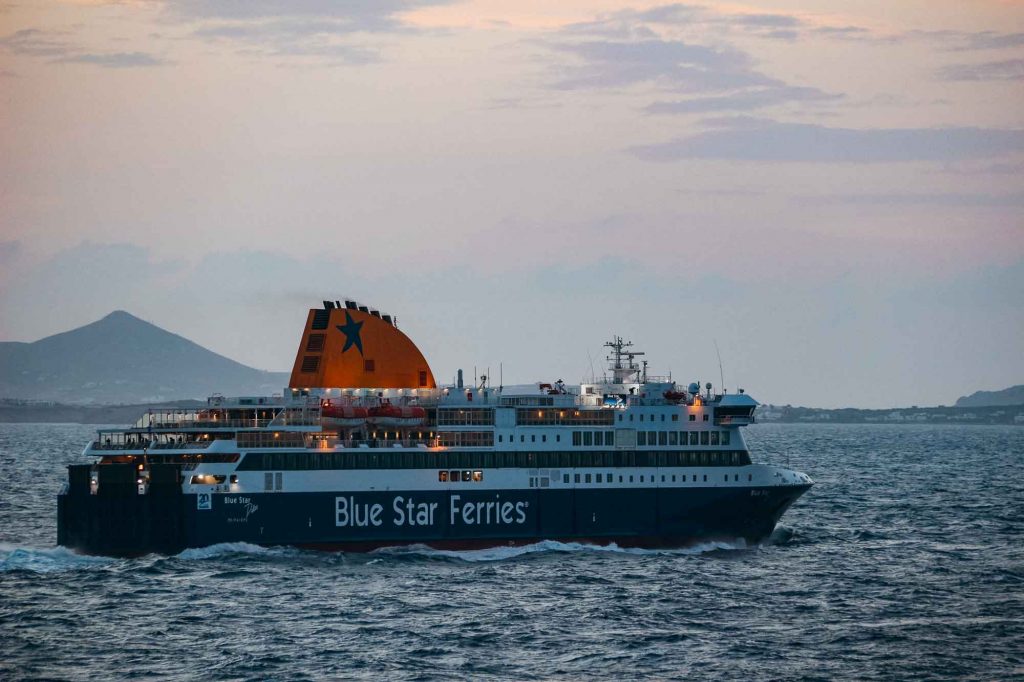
[604,336,645,383]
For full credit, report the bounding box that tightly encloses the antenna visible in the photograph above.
[586,348,596,383]
[499,363,503,392]
[714,339,725,394]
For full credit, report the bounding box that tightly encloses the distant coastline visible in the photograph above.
[757,403,1024,426]
[0,399,204,424]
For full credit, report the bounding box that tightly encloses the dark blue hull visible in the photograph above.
[58,479,810,556]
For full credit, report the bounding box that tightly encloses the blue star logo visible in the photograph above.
[336,311,364,355]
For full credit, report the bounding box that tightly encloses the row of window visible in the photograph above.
[437,407,714,427]
[438,470,484,482]
[619,412,707,423]
[437,408,494,426]
[638,430,730,446]
[555,472,753,485]
[516,408,616,426]
[570,430,731,447]
[236,449,752,471]
[495,429,731,448]
[438,431,495,447]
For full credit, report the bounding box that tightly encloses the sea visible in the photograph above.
[1,423,1021,681]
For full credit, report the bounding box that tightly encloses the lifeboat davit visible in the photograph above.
[368,403,427,427]
[321,404,369,428]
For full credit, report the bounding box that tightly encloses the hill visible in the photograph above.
[955,385,1024,408]
[0,311,289,404]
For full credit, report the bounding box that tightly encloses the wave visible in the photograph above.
[173,542,288,561]
[371,538,750,563]
[0,543,114,573]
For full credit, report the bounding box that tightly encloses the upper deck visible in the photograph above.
[83,302,756,457]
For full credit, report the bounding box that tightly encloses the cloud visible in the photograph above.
[812,26,872,39]
[729,13,802,29]
[938,58,1024,81]
[605,4,878,44]
[905,29,1024,51]
[53,51,168,68]
[0,28,73,57]
[629,121,1024,163]
[169,0,450,64]
[939,160,1024,176]
[958,31,1024,51]
[548,39,774,92]
[169,0,432,22]
[540,5,843,114]
[795,192,1024,208]
[0,240,20,266]
[0,28,167,68]
[645,85,839,114]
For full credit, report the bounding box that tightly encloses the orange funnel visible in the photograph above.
[288,305,436,390]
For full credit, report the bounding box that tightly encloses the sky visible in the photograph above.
[1,0,1022,408]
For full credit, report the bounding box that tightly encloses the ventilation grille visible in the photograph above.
[311,309,330,330]
[301,356,321,373]
[306,334,325,352]
[363,359,375,372]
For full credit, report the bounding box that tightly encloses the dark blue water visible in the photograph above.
[1,423,1022,680]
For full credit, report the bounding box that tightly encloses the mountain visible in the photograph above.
[955,385,1024,408]
[0,311,290,404]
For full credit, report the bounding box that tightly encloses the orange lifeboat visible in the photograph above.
[368,402,427,427]
[321,403,369,428]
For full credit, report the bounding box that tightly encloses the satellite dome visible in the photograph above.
[688,382,700,394]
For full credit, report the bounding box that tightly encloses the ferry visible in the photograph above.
[57,300,812,556]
